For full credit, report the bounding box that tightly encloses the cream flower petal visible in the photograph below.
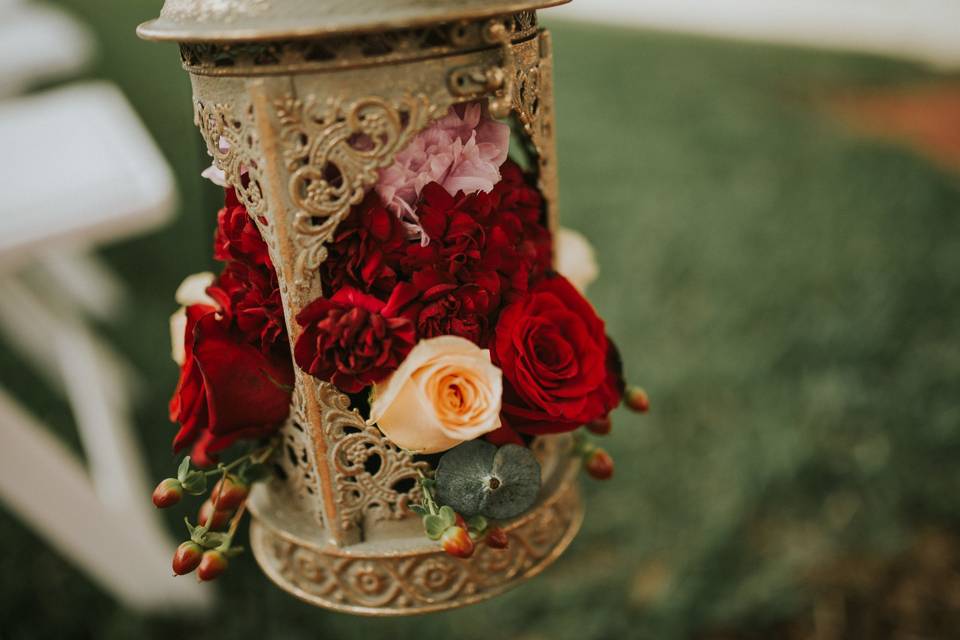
[556,227,600,293]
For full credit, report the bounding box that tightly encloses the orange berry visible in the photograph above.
[585,448,614,480]
[441,526,475,559]
[152,478,182,508]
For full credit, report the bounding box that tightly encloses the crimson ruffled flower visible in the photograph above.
[214,188,272,269]
[403,160,548,307]
[319,192,408,297]
[293,285,418,393]
[488,275,621,442]
[170,302,293,466]
[410,268,499,346]
[214,261,286,352]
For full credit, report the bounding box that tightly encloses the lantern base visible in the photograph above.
[248,455,583,616]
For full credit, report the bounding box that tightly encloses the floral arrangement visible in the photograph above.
[152,101,648,580]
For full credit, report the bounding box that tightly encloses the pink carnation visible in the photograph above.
[376,102,510,243]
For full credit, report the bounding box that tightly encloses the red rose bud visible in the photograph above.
[586,415,612,435]
[152,478,183,508]
[485,527,509,550]
[585,448,614,480]
[172,541,203,575]
[441,526,475,559]
[197,550,228,581]
[211,476,250,511]
[624,385,650,413]
[198,499,232,530]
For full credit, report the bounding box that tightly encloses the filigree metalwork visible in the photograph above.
[249,458,582,615]
[274,92,432,300]
[273,385,325,525]
[173,3,575,613]
[194,98,267,217]
[312,381,429,532]
[178,12,539,76]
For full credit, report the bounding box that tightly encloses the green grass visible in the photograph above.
[2,3,959,639]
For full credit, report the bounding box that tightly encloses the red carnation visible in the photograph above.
[489,159,551,280]
[403,161,549,304]
[294,285,418,393]
[489,275,621,440]
[410,268,499,346]
[215,261,286,352]
[170,303,294,466]
[320,192,408,297]
[214,188,272,269]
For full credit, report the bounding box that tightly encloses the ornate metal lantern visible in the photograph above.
[139,0,580,615]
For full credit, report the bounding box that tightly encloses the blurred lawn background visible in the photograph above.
[2,1,960,639]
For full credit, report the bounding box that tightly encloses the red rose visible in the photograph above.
[320,192,408,297]
[294,285,418,393]
[170,303,294,466]
[490,275,621,439]
[215,261,286,352]
[214,188,272,269]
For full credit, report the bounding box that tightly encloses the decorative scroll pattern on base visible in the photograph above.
[249,465,582,615]
[310,381,429,531]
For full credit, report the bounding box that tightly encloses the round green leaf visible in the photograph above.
[435,441,541,520]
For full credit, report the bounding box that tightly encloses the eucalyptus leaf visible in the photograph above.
[435,441,541,520]
[480,444,541,520]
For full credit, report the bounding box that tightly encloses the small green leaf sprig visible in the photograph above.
[412,473,508,559]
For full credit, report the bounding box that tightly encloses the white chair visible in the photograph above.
[0,43,210,612]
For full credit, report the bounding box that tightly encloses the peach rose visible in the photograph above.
[368,336,502,453]
[170,272,217,365]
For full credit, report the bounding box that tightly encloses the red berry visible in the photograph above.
[152,478,183,508]
[197,550,228,581]
[441,526,475,559]
[198,499,232,530]
[485,527,509,550]
[211,476,249,511]
[586,415,612,435]
[585,448,614,480]
[172,541,203,575]
[624,386,650,413]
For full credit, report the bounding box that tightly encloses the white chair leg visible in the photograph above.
[0,388,211,612]
[37,249,127,322]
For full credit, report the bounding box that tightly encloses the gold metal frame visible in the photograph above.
[140,3,579,615]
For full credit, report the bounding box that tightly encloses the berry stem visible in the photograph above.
[201,442,276,478]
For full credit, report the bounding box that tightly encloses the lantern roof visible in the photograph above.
[137,0,569,43]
